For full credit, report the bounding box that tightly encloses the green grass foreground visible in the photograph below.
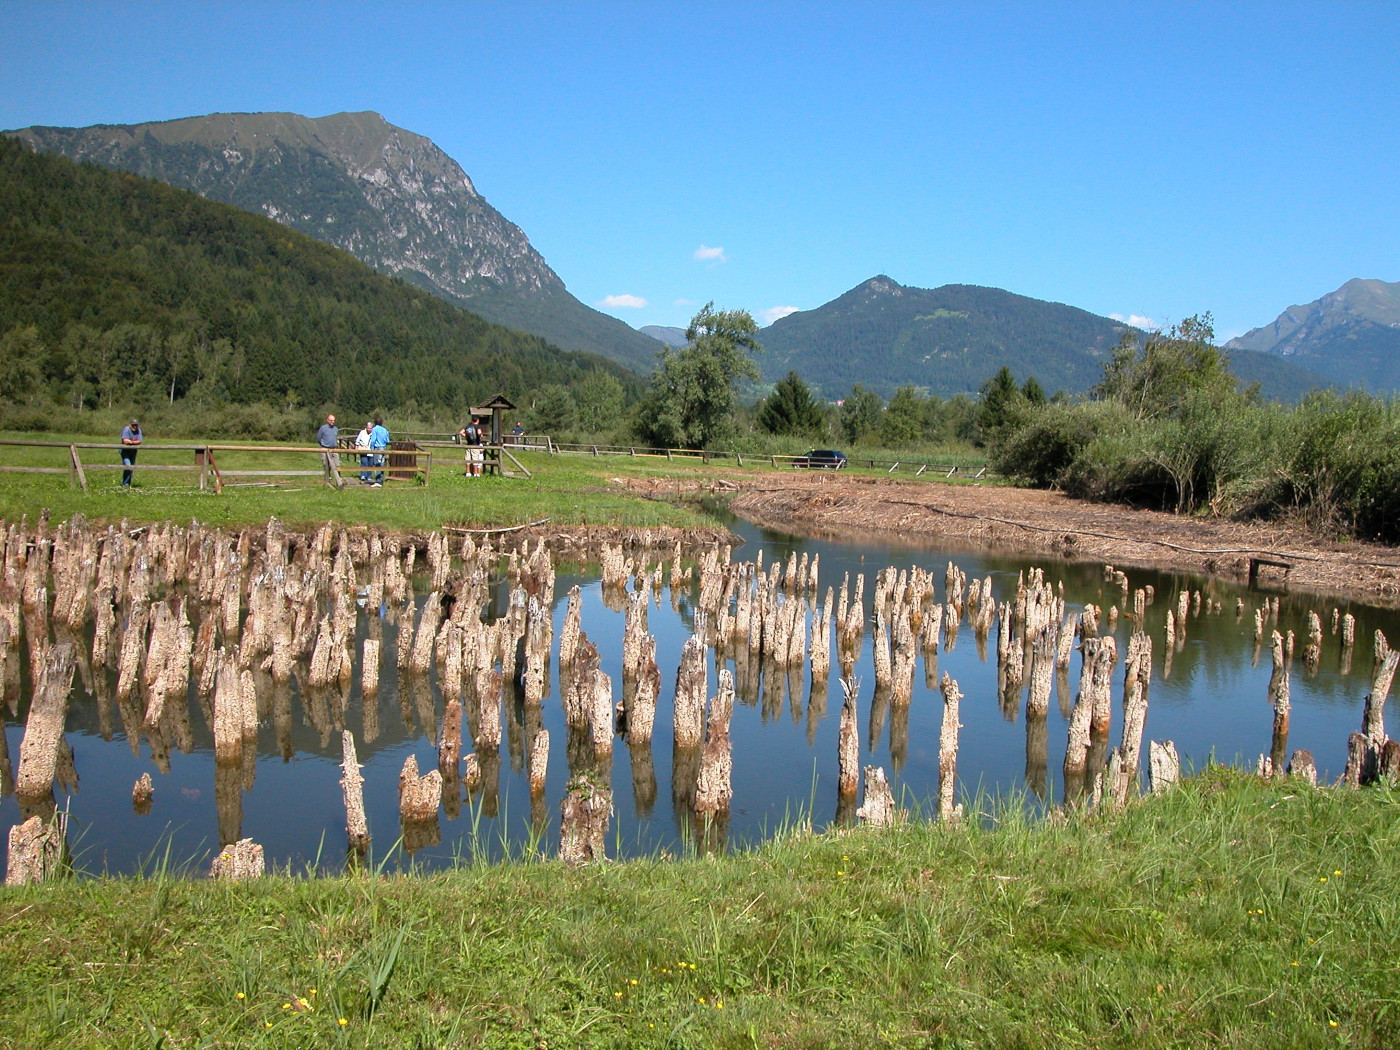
[3,770,1397,1049]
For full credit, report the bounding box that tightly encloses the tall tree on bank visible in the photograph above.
[635,303,761,449]
[839,384,884,443]
[1093,313,1238,420]
[758,371,825,437]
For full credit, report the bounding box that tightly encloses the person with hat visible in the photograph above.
[119,418,142,486]
[317,413,346,489]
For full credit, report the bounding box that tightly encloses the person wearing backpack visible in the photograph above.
[459,416,485,477]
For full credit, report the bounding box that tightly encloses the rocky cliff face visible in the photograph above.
[9,111,661,371]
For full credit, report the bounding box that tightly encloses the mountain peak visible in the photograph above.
[1225,278,1400,391]
[858,275,905,296]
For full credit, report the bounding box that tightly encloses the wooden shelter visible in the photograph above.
[470,393,530,478]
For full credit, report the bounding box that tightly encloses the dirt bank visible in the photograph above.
[616,471,1400,608]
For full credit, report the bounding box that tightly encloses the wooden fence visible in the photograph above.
[533,438,995,481]
[0,440,433,492]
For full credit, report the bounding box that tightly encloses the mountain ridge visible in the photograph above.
[7,111,665,372]
[1225,278,1400,391]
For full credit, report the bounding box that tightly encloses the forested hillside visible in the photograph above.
[0,136,639,417]
[9,111,667,372]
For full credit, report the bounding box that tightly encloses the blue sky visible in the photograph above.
[2,0,1397,339]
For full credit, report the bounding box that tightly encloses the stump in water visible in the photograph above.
[210,838,264,880]
[1148,740,1179,793]
[529,729,550,797]
[694,669,735,815]
[1363,632,1399,746]
[673,636,707,750]
[626,637,659,747]
[132,772,154,814]
[361,637,381,699]
[1267,631,1291,774]
[559,773,611,866]
[837,674,860,798]
[341,730,370,853]
[938,672,963,824]
[5,814,65,885]
[1106,634,1152,809]
[398,754,442,822]
[14,640,76,800]
[856,765,898,827]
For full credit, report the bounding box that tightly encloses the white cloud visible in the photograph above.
[761,305,800,324]
[693,244,727,263]
[1110,312,1158,330]
[674,298,697,307]
[600,294,648,309]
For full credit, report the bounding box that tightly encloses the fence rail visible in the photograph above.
[535,438,996,481]
[0,440,433,492]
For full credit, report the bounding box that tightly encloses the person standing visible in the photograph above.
[369,415,390,487]
[355,421,373,483]
[119,418,142,487]
[460,416,485,477]
[317,413,345,489]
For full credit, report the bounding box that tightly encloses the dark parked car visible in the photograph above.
[793,448,848,469]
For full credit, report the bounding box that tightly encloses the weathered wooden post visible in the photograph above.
[14,641,76,802]
[340,730,370,853]
[856,765,898,826]
[938,672,963,824]
[210,839,264,880]
[673,636,707,749]
[694,670,735,816]
[5,814,65,885]
[559,773,611,865]
[398,754,442,822]
[1148,740,1179,793]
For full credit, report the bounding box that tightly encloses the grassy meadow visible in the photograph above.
[2,770,1397,1048]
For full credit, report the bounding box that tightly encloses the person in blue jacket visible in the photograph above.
[369,416,390,486]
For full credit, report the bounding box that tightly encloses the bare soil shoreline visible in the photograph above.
[616,471,1400,608]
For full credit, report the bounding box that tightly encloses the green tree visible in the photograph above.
[528,384,578,433]
[634,303,761,449]
[839,385,884,444]
[575,370,625,434]
[1022,375,1046,405]
[880,385,924,447]
[758,371,825,436]
[975,366,1025,444]
[0,327,45,402]
[1093,313,1237,420]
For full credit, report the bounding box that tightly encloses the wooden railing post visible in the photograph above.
[68,445,88,491]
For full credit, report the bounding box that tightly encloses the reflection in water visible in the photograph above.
[2,515,1399,876]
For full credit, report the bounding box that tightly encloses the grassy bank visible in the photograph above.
[0,439,721,532]
[3,770,1396,1048]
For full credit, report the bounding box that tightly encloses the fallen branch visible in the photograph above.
[442,518,551,536]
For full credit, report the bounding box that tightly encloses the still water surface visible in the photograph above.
[2,518,1394,874]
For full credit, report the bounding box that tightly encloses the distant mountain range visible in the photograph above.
[754,276,1130,398]
[639,325,688,348]
[6,111,665,372]
[1226,278,1400,392]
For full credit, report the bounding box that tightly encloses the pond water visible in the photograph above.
[2,517,1395,875]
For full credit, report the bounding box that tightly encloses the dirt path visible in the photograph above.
[617,471,1400,608]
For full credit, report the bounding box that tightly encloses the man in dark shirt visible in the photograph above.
[120,419,141,487]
